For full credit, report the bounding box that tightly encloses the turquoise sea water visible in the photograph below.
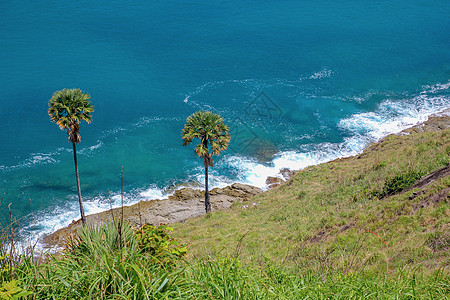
[0,1,449,241]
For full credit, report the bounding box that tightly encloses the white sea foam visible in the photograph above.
[89,141,103,151]
[309,68,333,80]
[1,142,103,172]
[421,80,450,94]
[139,186,166,199]
[134,116,181,128]
[29,154,58,165]
[224,141,360,189]
[79,141,104,155]
[1,152,61,172]
[340,97,450,141]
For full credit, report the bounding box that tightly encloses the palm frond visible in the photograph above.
[48,88,94,143]
[182,110,230,163]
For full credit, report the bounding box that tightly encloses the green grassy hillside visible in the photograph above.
[173,129,449,275]
[1,128,448,299]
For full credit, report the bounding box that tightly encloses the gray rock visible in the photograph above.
[265,176,285,189]
[279,168,294,180]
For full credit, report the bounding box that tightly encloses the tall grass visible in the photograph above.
[0,220,448,299]
[23,222,192,299]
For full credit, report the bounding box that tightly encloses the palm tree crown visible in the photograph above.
[182,111,230,167]
[48,88,94,143]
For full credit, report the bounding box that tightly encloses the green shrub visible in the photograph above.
[297,191,306,199]
[0,280,31,300]
[383,171,423,196]
[135,224,187,259]
[0,254,11,282]
[374,161,387,170]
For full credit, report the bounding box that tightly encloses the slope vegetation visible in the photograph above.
[173,128,450,275]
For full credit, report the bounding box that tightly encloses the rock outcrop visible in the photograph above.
[265,168,296,189]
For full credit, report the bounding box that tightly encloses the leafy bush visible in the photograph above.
[383,171,423,196]
[0,254,11,282]
[0,280,31,300]
[135,224,187,259]
[373,161,387,170]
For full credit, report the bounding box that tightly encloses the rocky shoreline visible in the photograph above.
[43,183,263,247]
[42,108,450,248]
[401,108,450,134]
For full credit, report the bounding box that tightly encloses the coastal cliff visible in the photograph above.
[43,109,450,248]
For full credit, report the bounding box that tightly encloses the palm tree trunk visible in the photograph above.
[72,142,86,224]
[204,165,211,213]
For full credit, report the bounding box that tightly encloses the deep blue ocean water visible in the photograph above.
[0,1,449,242]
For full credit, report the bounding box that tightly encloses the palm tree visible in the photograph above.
[48,88,94,224]
[182,111,230,213]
